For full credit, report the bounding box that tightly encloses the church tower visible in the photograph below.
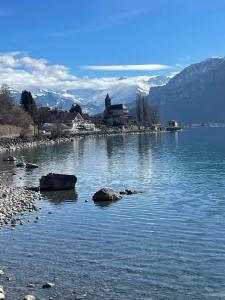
[104,93,111,118]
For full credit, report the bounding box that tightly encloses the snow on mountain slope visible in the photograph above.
[149,57,225,123]
[67,75,172,114]
[9,75,172,114]
[33,89,83,110]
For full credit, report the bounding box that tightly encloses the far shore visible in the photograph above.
[0,128,165,153]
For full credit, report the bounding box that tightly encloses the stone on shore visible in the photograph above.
[24,295,36,300]
[0,285,5,299]
[40,173,77,191]
[93,188,122,202]
[42,282,54,288]
[3,156,16,162]
[26,163,38,169]
[0,186,38,229]
[16,162,26,167]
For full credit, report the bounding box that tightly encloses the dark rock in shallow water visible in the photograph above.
[3,156,16,162]
[119,189,142,195]
[42,282,54,288]
[93,188,122,202]
[40,173,77,191]
[16,162,26,167]
[26,163,38,169]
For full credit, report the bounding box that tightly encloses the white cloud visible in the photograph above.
[82,64,171,71]
[0,52,171,92]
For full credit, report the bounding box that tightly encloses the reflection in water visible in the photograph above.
[41,189,78,205]
[72,137,85,159]
[2,129,225,299]
[106,134,128,159]
[174,131,179,146]
[93,198,121,208]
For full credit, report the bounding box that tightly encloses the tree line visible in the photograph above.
[136,92,160,125]
[0,84,84,136]
[0,85,33,131]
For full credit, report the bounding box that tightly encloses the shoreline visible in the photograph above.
[0,185,40,229]
[0,128,164,229]
[0,128,159,153]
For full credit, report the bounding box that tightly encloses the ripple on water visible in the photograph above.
[1,129,225,299]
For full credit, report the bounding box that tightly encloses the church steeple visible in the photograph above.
[105,93,111,110]
[104,93,111,118]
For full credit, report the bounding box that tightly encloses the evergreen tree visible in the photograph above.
[20,90,38,123]
[69,104,83,116]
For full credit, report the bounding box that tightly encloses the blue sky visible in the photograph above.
[0,0,225,78]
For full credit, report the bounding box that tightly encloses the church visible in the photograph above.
[103,94,130,126]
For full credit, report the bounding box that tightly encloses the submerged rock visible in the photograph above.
[16,162,26,167]
[0,285,5,299]
[40,173,77,191]
[24,295,36,300]
[26,163,38,169]
[93,188,122,202]
[42,282,54,288]
[119,189,142,195]
[3,156,16,162]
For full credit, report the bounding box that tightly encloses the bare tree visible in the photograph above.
[136,92,160,126]
[0,84,34,135]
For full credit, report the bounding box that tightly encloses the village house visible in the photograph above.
[63,112,95,132]
[41,109,95,135]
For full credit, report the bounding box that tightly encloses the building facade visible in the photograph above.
[103,94,130,126]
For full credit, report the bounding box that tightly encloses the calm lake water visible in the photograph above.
[1,128,225,299]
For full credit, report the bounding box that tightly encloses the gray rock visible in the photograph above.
[16,162,26,167]
[3,156,16,162]
[27,283,35,288]
[40,173,77,191]
[93,188,122,202]
[26,163,38,169]
[0,270,4,276]
[0,285,5,299]
[42,282,54,288]
[24,295,36,300]
[120,189,142,195]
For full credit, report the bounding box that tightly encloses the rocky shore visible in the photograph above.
[0,186,39,228]
[0,128,157,153]
[0,136,74,152]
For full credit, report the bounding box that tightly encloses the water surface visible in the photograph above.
[1,128,225,299]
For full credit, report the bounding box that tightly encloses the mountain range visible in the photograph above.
[9,75,171,115]
[8,56,225,124]
[149,57,225,123]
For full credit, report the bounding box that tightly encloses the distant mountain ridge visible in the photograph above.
[149,57,225,123]
[9,75,171,114]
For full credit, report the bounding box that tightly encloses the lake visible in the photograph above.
[1,128,225,299]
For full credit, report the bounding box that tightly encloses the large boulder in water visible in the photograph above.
[40,173,77,191]
[93,188,122,202]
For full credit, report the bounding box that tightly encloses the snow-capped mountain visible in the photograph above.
[9,75,171,114]
[33,89,83,110]
[149,57,225,123]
